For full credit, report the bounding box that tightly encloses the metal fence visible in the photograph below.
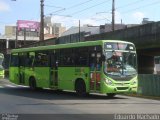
[138,74,160,97]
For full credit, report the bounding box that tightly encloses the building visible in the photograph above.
[5,20,40,39]
[100,24,126,33]
[61,24,99,36]
[2,20,40,52]
[142,18,154,24]
[5,26,16,37]
[44,16,66,39]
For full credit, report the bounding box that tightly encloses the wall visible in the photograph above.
[138,74,160,97]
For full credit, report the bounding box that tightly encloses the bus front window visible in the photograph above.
[104,51,137,76]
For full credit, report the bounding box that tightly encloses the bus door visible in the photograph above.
[18,53,26,84]
[90,47,102,92]
[50,50,58,87]
[25,52,35,81]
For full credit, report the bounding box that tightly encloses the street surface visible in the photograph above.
[0,78,160,114]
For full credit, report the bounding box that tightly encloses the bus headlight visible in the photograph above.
[105,78,113,85]
[131,80,137,85]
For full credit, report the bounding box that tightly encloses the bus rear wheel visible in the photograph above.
[75,80,87,96]
[107,93,116,98]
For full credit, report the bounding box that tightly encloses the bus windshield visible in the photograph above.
[0,55,4,66]
[0,57,4,69]
[0,58,3,65]
[104,51,137,77]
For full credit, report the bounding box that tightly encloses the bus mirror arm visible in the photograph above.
[101,55,106,62]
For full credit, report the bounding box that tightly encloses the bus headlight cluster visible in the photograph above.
[131,80,137,85]
[105,78,113,85]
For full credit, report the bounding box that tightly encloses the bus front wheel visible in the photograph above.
[75,80,87,96]
[29,77,37,90]
[107,93,116,98]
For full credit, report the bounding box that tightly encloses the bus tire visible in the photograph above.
[29,77,37,90]
[107,93,116,98]
[75,79,87,96]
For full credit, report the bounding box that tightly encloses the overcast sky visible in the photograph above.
[0,0,160,34]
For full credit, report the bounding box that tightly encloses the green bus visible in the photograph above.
[0,53,4,79]
[9,40,137,97]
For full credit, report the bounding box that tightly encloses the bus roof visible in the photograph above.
[11,40,134,53]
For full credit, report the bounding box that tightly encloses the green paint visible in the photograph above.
[9,40,137,95]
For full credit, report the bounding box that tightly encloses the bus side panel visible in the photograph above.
[58,67,75,90]
[58,67,90,92]
[0,70,4,79]
[74,67,90,92]
[9,67,19,84]
[24,68,35,86]
[34,67,50,88]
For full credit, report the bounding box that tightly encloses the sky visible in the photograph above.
[0,0,160,35]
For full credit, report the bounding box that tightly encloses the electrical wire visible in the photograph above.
[66,0,94,10]
[70,0,110,16]
[116,0,145,10]
[45,0,95,15]
[87,0,160,23]
[45,5,65,9]
[121,0,160,14]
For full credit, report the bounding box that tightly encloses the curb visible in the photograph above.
[122,94,160,100]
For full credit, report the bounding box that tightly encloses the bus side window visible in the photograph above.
[35,52,49,67]
[26,52,35,67]
[10,53,19,67]
[75,47,88,66]
[59,48,74,66]
[19,53,26,67]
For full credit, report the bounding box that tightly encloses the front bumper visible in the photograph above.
[0,75,4,79]
[101,83,137,94]
[0,71,4,79]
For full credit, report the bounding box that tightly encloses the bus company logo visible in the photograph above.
[121,83,124,86]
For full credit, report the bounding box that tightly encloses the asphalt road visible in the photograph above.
[0,78,160,119]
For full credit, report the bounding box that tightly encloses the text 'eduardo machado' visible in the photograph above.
[114,114,160,120]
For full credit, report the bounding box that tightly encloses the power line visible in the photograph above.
[88,0,160,22]
[45,5,65,9]
[121,0,160,14]
[45,0,55,5]
[46,8,66,16]
[45,0,95,15]
[116,0,145,10]
[49,14,71,17]
[70,0,111,16]
[95,0,145,15]
[67,0,94,10]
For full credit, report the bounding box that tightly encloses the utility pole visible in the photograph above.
[112,0,115,31]
[40,0,44,41]
[79,20,81,42]
[24,28,26,46]
[15,26,18,48]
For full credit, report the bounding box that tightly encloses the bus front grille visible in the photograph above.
[117,87,129,90]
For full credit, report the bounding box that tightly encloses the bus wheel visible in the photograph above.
[75,80,86,96]
[29,78,37,90]
[107,93,116,98]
